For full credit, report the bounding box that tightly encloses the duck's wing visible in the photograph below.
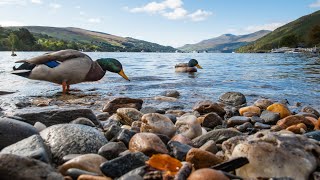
[15,49,88,65]
[175,63,188,68]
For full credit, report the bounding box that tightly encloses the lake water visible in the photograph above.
[0,52,319,111]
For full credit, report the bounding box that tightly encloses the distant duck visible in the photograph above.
[175,59,202,72]
[11,49,130,94]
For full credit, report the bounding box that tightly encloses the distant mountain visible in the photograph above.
[178,30,271,53]
[5,26,176,52]
[237,10,320,53]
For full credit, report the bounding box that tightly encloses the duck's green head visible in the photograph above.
[96,58,130,81]
[188,59,202,69]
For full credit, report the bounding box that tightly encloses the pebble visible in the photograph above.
[175,115,202,139]
[104,124,122,141]
[34,121,47,132]
[140,113,176,137]
[70,117,96,127]
[102,97,143,114]
[96,112,110,121]
[59,154,106,175]
[111,128,136,147]
[286,123,307,134]
[165,110,186,117]
[197,112,223,129]
[140,106,158,114]
[154,96,177,102]
[129,133,168,156]
[254,122,271,129]
[276,115,314,130]
[160,90,180,98]
[301,106,320,118]
[98,142,128,160]
[227,116,251,127]
[199,140,218,154]
[239,106,261,116]
[167,141,192,161]
[165,114,177,124]
[186,148,223,169]
[78,174,112,180]
[64,168,99,180]
[218,91,246,107]
[304,130,320,141]
[236,122,253,132]
[250,116,265,124]
[192,100,226,116]
[188,168,229,180]
[170,134,194,146]
[192,129,243,147]
[267,103,291,119]
[254,98,274,110]
[116,108,143,126]
[260,110,280,124]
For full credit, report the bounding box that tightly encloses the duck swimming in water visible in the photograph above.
[11,49,130,94]
[175,59,202,72]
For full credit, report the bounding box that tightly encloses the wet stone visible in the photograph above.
[102,97,143,114]
[236,122,253,132]
[96,112,110,121]
[254,122,271,129]
[175,115,202,139]
[160,90,180,98]
[267,103,291,119]
[276,115,314,130]
[101,119,121,130]
[193,100,226,116]
[71,117,96,127]
[155,133,170,145]
[140,106,158,114]
[260,110,280,124]
[140,113,176,137]
[0,117,39,150]
[129,133,168,156]
[116,108,143,126]
[254,98,274,110]
[301,106,320,118]
[218,92,246,107]
[1,134,51,163]
[104,124,122,141]
[98,141,128,160]
[198,112,223,129]
[227,116,250,127]
[304,131,320,141]
[192,129,243,147]
[250,116,265,124]
[118,166,147,180]
[112,128,136,147]
[65,169,99,180]
[199,140,218,154]
[186,148,223,169]
[167,141,192,161]
[100,152,149,178]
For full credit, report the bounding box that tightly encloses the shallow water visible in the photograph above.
[0,52,319,111]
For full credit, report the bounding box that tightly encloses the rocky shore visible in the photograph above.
[0,90,319,180]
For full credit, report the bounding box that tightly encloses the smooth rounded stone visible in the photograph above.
[59,154,106,175]
[304,131,320,141]
[165,114,177,124]
[154,96,177,102]
[250,116,265,124]
[171,134,194,146]
[192,100,226,116]
[165,110,186,117]
[218,92,246,107]
[40,124,108,164]
[1,134,51,163]
[186,148,223,169]
[0,117,39,150]
[111,128,136,147]
[129,133,168,156]
[0,154,63,180]
[227,116,251,127]
[239,106,261,116]
[100,152,149,178]
[260,110,280,124]
[254,98,274,110]
[121,125,131,130]
[101,119,121,130]
[78,174,112,180]
[199,140,218,154]
[167,141,192,161]
[276,115,314,130]
[222,131,320,180]
[286,123,307,134]
[96,112,110,121]
[243,111,260,117]
[34,121,47,132]
[98,142,127,160]
[140,113,176,137]
[160,90,180,98]
[11,106,101,127]
[102,97,143,114]
[118,166,147,180]
[187,168,229,180]
[140,106,158,114]
[175,115,202,139]
[155,133,171,145]
[267,103,291,119]
[254,122,271,129]
[198,112,223,129]
[236,122,253,132]
[174,162,192,180]
[116,108,143,126]
[64,168,100,180]
[301,106,320,118]
[108,114,123,121]
[62,154,83,163]
[71,117,96,127]
[298,112,319,119]
[192,129,243,148]
[104,124,122,141]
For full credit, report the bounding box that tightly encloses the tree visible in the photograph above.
[8,33,19,55]
[280,34,298,47]
[309,25,320,45]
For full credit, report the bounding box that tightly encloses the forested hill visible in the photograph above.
[0,26,176,52]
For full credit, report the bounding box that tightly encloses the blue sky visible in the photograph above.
[0,0,320,47]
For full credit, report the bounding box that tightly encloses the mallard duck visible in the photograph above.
[11,49,129,94]
[175,59,202,72]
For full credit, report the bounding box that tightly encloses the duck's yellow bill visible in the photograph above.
[118,69,130,81]
[196,64,203,69]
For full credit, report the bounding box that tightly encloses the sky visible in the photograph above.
[0,0,320,47]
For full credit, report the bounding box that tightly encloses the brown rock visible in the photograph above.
[116,108,143,126]
[166,110,186,117]
[129,133,168,156]
[301,106,320,118]
[154,96,177,102]
[78,175,112,180]
[243,111,260,117]
[186,148,223,169]
[277,115,314,129]
[175,115,202,139]
[187,168,228,180]
[140,113,176,137]
[193,100,226,116]
[199,140,218,154]
[171,134,194,146]
[59,154,107,175]
[103,97,143,114]
[254,99,274,110]
[198,113,223,129]
[286,123,307,134]
[267,103,291,119]
[239,106,261,116]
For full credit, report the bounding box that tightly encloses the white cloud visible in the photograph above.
[227,22,286,35]
[0,20,24,26]
[128,0,212,21]
[188,9,212,22]
[49,3,61,9]
[88,18,101,23]
[75,5,81,9]
[0,0,27,5]
[309,0,320,8]
[162,8,187,20]
[80,11,86,16]
[30,0,42,4]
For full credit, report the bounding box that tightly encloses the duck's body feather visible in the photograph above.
[175,63,197,72]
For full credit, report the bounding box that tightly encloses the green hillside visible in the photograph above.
[1,26,176,52]
[237,10,320,53]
